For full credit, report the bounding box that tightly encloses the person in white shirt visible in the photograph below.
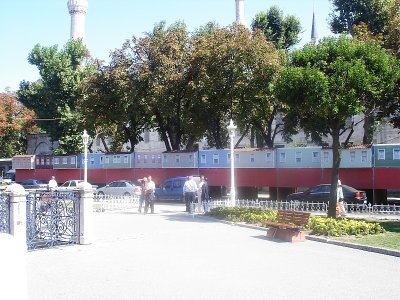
[144,175,156,214]
[183,176,198,213]
[337,179,346,216]
[48,176,57,191]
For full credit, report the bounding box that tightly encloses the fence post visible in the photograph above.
[78,183,94,245]
[7,183,28,249]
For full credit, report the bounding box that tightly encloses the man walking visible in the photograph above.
[183,176,198,213]
[138,177,147,213]
[144,176,155,214]
[200,176,210,212]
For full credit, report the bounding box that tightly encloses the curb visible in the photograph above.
[195,214,400,258]
[306,235,400,257]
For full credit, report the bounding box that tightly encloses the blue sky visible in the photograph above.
[1,0,332,92]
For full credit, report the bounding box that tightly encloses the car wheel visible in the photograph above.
[97,191,104,196]
[123,192,131,197]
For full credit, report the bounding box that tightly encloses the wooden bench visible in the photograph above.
[263,210,311,242]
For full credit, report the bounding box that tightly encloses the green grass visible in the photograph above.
[333,221,400,251]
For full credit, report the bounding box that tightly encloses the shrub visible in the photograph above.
[308,216,386,237]
[206,207,276,223]
[207,207,386,237]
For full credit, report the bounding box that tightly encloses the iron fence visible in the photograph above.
[192,199,400,216]
[26,191,80,250]
[93,194,139,212]
[0,192,10,233]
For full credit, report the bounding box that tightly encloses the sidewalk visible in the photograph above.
[26,203,400,300]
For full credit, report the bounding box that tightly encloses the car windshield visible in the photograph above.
[342,184,358,192]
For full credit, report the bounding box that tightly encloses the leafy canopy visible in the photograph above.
[0,93,39,157]
[251,6,301,50]
[17,39,95,154]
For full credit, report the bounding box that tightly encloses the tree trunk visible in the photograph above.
[328,126,341,218]
[250,127,255,148]
[363,113,374,145]
[101,137,109,153]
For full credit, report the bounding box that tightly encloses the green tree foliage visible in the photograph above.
[385,0,400,53]
[329,0,393,35]
[17,39,95,154]
[82,47,153,152]
[275,36,400,217]
[251,6,301,50]
[118,22,200,151]
[329,0,396,144]
[191,24,283,148]
[0,93,39,157]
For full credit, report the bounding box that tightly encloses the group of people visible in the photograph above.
[138,175,156,214]
[183,175,209,213]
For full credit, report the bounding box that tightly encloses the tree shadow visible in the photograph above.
[380,221,400,233]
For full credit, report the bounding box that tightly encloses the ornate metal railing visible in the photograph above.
[93,194,139,212]
[26,191,80,250]
[200,199,400,216]
[0,192,10,233]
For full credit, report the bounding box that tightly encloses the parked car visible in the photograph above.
[56,180,85,191]
[155,176,200,202]
[286,184,367,204]
[3,169,15,183]
[96,180,141,197]
[20,179,48,190]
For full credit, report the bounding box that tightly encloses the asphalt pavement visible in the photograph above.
[26,203,400,300]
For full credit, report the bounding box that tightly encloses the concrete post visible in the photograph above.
[0,233,27,299]
[7,183,28,248]
[78,182,94,244]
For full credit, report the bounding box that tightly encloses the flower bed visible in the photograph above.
[206,207,385,237]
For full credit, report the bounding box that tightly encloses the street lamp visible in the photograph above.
[81,129,89,183]
[227,119,237,207]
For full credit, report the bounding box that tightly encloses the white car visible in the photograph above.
[56,180,85,191]
[96,180,141,197]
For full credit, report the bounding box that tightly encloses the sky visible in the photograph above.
[1,0,333,92]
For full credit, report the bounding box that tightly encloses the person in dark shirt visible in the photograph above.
[200,176,210,212]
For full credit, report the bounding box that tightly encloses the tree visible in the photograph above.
[190,24,240,149]
[385,0,400,53]
[329,0,396,144]
[251,6,301,50]
[123,22,208,151]
[329,0,393,35]
[17,39,95,154]
[82,51,153,152]
[249,6,300,147]
[275,36,400,217]
[191,24,283,148]
[0,93,39,157]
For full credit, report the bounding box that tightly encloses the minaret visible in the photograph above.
[311,10,317,44]
[235,0,246,26]
[67,0,88,41]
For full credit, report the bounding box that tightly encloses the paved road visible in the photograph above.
[27,203,400,300]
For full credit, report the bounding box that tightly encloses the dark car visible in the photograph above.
[286,184,367,204]
[20,179,48,190]
[155,176,200,202]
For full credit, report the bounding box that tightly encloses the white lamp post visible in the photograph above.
[81,130,89,183]
[227,119,237,207]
